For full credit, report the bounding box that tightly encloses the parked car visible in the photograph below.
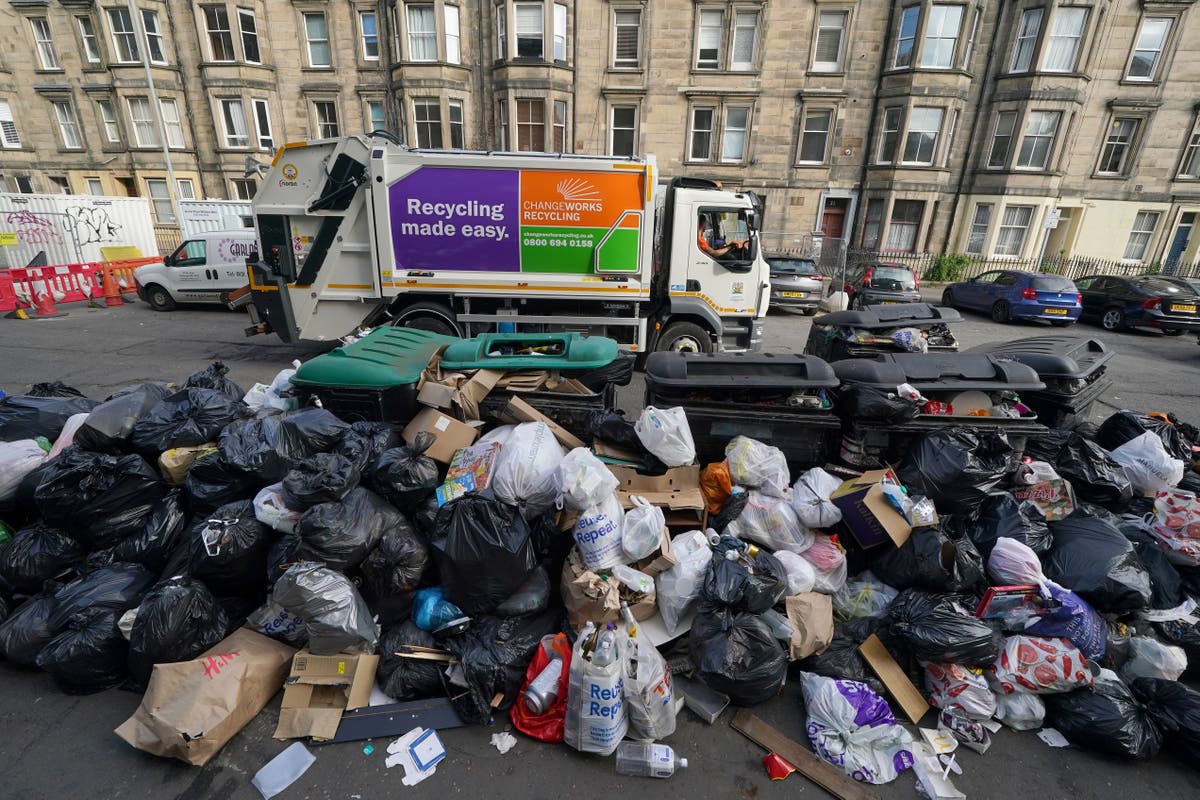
[1075,274,1200,334]
[941,270,1081,325]
[833,262,921,308]
[1158,275,1200,295]
[135,229,257,311]
[766,255,824,314]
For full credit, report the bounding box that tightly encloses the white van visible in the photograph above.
[135,229,257,311]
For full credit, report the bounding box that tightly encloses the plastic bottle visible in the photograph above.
[592,624,618,667]
[612,564,655,595]
[614,742,688,778]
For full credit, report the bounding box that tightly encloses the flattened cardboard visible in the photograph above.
[455,368,504,421]
[830,469,912,549]
[497,395,585,450]
[416,381,456,410]
[403,408,479,464]
[858,634,929,725]
[633,527,676,576]
[609,465,707,530]
[274,652,381,741]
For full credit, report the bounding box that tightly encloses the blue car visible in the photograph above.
[941,270,1081,325]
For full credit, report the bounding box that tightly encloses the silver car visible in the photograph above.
[767,256,825,314]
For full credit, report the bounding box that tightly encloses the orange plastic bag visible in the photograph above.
[700,461,733,515]
[510,632,572,742]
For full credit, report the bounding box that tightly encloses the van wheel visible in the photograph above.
[657,321,712,354]
[390,301,461,337]
[145,284,176,312]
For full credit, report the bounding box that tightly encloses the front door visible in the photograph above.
[1167,213,1195,272]
[820,198,848,240]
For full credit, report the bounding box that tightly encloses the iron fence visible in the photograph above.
[843,250,1200,282]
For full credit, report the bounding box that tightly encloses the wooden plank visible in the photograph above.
[730,710,880,800]
[858,634,930,725]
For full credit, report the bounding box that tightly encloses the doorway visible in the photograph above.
[820,197,848,240]
[1166,212,1195,273]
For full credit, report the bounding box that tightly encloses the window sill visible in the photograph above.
[794,161,829,168]
[806,69,845,78]
[82,65,108,74]
[690,68,760,77]
[200,61,274,70]
[34,68,66,75]
[1119,78,1160,87]
[607,66,644,74]
[684,160,748,167]
[882,66,972,78]
[301,66,336,72]
[395,60,471,69]
[1091,173,1131,180]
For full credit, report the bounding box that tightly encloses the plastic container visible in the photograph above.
[614,742,688,778]
[804,303,962,361]
[439,332,619,372]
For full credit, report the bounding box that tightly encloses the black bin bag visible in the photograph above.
[1050,433,1133,510]
[1131,677,1200,762]
[293,487,402,572]
[835,385,920,425]
[282,452,361,510]
[797,619,885,696]
[361,519,429,626]
[882,590,1001,665]
[184,361,244,402]
[689,607,788,706]
[112,490,190,573]
[432,492,537,616]
[0,586,61,666]
[1044,671,1163,761]
[870,525,984,594]
[898,427,1014,515]
[127,576,229,690]
[440,607,561,724]
[335,421,401,474]
[49,562,155,632]
[1153,619,1200,676]
[219,408,349,483]
[37,607,129,693]
[377,621,446,701]
[185,451,257,516]
[0,394,97,442]
[35,449,166,549]
[1096,411,1191,462]
[700,549,787,614]
[967,493,1053,557]
[371,433,440,512]
[188,500,272,600]
[74,383,172,453]
[1045,509,1152,613]
[131,388,241,457]
[0,523,83,594]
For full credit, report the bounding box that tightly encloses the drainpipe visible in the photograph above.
[571,0,577,154]
[161,0,204,198]
[940,2,999,253]
[852,0,897,248]
[129,0,179,224]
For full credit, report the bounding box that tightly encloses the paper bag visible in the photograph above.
[785,592,834,660]
[115,628,295,766]
[158,443,218,485]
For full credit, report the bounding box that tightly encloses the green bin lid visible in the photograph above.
[439,332,619,371]
[290,327,459,389]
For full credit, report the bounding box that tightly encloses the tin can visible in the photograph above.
[523,657,564,715]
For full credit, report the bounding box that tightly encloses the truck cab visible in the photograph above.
[136,229,258,311]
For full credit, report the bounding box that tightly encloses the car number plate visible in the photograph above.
[780,291,807,298]
[880,300,900,304]
[1044,308,1068,315]
[1171,304,1197,313]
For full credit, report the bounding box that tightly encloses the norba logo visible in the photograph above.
[522,177,603,222]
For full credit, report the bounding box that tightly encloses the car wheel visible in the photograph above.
[1163,328,1186,336]
[657,321,713,354]
[802,307,819,316]
[941,288,955,308]
[144,284,176,312]
[991,300,1011,323]
[850,294,865,310]
[391,301,462,337]
[1101,308,1126,331]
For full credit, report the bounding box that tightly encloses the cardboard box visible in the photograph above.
[1011,479,1075,521]
[497,395,585,450]
[633,526,676,577]
[402,408,479,465]
[274,651,381,741]
[830,469,912,549]
[416,380,456,410]
[609,465,707,531]
[455,368,504,421]
[560,549,656,633]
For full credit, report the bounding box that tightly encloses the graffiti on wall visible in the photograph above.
[4,210,63,246]
[66,206,123,245]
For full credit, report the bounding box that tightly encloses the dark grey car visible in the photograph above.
[835,262,922,308]
[767,256,824,313]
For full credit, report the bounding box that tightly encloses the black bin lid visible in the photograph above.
[812,303,962,331]
[644,351,840,391]
[832,353,1046,392]
[966,336,1113,380]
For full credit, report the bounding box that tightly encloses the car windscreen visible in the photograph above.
[870,266,916,290]
[1032,275,1076,292]
[767,258,818,275]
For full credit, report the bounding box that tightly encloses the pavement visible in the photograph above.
[1,296,1200,800]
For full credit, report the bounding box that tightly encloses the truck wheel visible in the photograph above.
[391,302,461,337]
[657,321,712,354]
[145,284,176,312]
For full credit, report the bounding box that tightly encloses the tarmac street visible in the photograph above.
[1,298,1199,799]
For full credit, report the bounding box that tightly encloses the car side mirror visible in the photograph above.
[162,254,174,266]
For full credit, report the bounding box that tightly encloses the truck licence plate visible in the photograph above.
[1171,304,1197,313]
[1044,308,1068,315]
[780,291,806,298]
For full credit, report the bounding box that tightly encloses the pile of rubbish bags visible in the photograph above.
[2,363,1200,791]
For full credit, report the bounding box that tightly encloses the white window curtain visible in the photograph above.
[1042,8,1086,71]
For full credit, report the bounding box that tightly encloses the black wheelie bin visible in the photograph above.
[966,336,1114,428]
[832,352,1049,466]
[804,303,962,361]
[643,351,841,470]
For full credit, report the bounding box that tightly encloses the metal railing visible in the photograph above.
[844,249,1200,282]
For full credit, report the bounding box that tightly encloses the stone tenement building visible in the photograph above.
[1,0,1198,267]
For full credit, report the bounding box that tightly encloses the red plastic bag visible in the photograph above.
[700,461,733,515]
[510,632,572,742]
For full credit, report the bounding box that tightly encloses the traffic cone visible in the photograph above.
[31,279,66,318]
[101,265,125,307]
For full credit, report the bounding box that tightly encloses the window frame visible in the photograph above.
[884,199,925,253]
[877,107,903,165]
[160,98,185,148]
[1014,110,1061,171]
[730,10,759,72]
[177,178,196,200]
[303,11,332,68]
[965,203,993,255]
[987,110,1018,169]
[1040,6,1087,73]
[449,98,466,148]
[1122,210,1160,262]
[610,104,638,157]
[77,15,103,65]
[1097,116,1141,176]
[445,5,461,64]
[51,100,82,150]
[514,1,545,60]
[238,8,261,65]
[689,105,717,162]
[86,177,104,195]
[721,105,751,163]
[49,174,72,194]
[0,99,21,149]
[142,10,167,65]
[893,6,920,69]
[552,98,568,152]
[203,6,236,63]
[230,178,257,201]
[901,106,944,166]
[613,8,642,69]
[553,2,568,62]
[367,99,386,134]
[313,99,341,139]
[31,17,61,71]
[218,97,250,148]
[496,5,507,60]
[252,98,273,150]
[97,98,121,144]
[1177,122,1200,180]
[797,106,834,165]
[1124,16,1173,82]
[993,204,1035,257]
[413,97,443,148]
[406,4,438,62]
[515,97,546,151]
[1009,7,1043,73]
[128,96,158,147]
[145,178,175,224]
[919,4,964,70]
[360,10,380,60]
[811,9,848,73]
[695,8,724,70]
